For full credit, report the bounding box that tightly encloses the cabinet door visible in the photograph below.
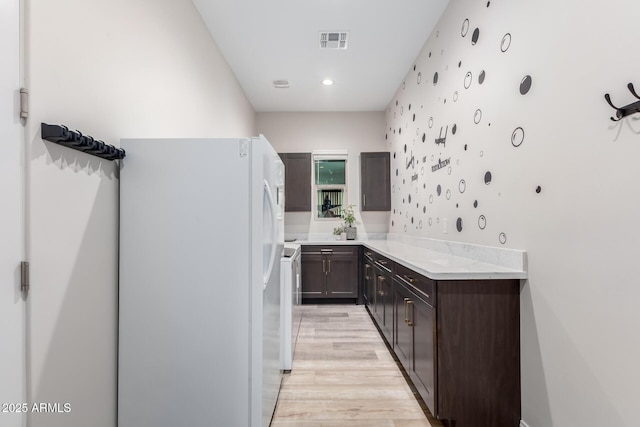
[393,281,412,370]
[410,294,436,415]
[300,251,325,297]
[378,272,394,344]
[360,152,390,211]
[326,248,358,297]
[279,153,311,212]
[363,260,374,307]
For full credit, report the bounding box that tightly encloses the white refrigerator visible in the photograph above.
[118,136,284,427]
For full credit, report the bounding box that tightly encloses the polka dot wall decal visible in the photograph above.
[474,109,482,124]
[392,220,394,226]
[536,186,542,193]
[408,104,411,110]
[464,144,468,151]
[479,70,486,84]
[408,194,412,203]
[429,218,433,226]
[429,194,434,204]
[456,218,463,232]
[393,152,396,159]
[487,1,491,6]
[461,19,470,37]
[511,127,525,147]
[474,200,478,208]
[396,169,398,176]
[446,189,451,200]
[404,144,407,153]
[453,91,459,102]
[471,28,480,45]
[484,171,492,184]
[422,133,426,142]
[411,217,414,224]
[464,72,473,89]
[480,151,484,157]
[501,33,512,52]
[421,167,425,175]
[459,179,466,193]
[413,114,416,122]
[429,52,432,58]
[499,233,507,244]
[458,61,462,68]
[520,75,532,95]
[417,72,422,84]
[428,117,434,128]
[478,215,487,229]
[423,206,426,213]
[437,185,442,196]
[452,124,457,134]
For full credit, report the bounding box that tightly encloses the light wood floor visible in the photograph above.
[271,304,436,427]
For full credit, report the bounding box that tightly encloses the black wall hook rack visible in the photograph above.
[40,123,126,161]
[604,83,640,122]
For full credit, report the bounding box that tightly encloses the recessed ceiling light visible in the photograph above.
[273,80,290,88]
[322,79,334,86]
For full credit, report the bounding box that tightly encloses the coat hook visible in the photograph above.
[604,83,640,122]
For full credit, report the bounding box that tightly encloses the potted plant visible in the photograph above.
[333,226,345,240]
[341,204,357,240]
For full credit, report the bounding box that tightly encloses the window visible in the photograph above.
[313,151,347,220]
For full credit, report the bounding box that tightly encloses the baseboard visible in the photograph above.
[520,421,530,427]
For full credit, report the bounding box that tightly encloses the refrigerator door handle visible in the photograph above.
[263,180,279,289]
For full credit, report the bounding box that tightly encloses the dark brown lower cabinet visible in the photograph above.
[394,279,436,415]
[436,280,520,427]
[375,266,394,344]
[301,246,358,301]
[364,248,521,427]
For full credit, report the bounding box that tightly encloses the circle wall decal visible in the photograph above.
[536,186,542,194]
[461,19,470,37]
[499,232,507,244]
[456,218,463,232]
[479,70,486,84]
[471,28,480,45]
[474,109,482,124]
[511,127,525,147]
[433,72,439,85]
[428,117,434,128]
[464,72,473,89]
[484,171,492,185]
[417,72,422,84]
[452,124,457,134]
[501,33,512,52]
[478,215,487,229]
[459,179,466,193]
[520,75,532,95]
[453,91,459,102]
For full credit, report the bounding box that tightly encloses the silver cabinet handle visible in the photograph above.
[363,194,366,207]
[323,259,326,274]
[407,300,414,326]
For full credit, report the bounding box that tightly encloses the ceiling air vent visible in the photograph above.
[319,32,349,49]
[273,80,291,89]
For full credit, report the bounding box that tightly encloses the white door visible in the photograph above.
[0,1,26,426]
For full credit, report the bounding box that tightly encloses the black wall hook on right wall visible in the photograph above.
[604,83,640,121]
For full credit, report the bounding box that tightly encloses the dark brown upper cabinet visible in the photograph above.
[360,152,390,211]
[279,153,311,212]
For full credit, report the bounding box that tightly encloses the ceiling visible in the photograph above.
[191,0,450,112]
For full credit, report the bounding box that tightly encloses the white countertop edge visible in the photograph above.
[289,236,527,281]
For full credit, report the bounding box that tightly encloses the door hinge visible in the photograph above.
[20,261,29,293]
[20,88,29,119]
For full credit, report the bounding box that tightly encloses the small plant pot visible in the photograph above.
[344,226,357,240]
[340,232,347,240]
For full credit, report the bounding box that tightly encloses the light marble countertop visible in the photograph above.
[287,234,527,281]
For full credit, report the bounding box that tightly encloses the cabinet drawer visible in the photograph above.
[395,262,436,306]
[363,248,374,262]
[373,252,393,273]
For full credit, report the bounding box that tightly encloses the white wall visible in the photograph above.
[0,1,25,427]
[386,0,640,425]
[256,112,389,238]
[24,0,255,426]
